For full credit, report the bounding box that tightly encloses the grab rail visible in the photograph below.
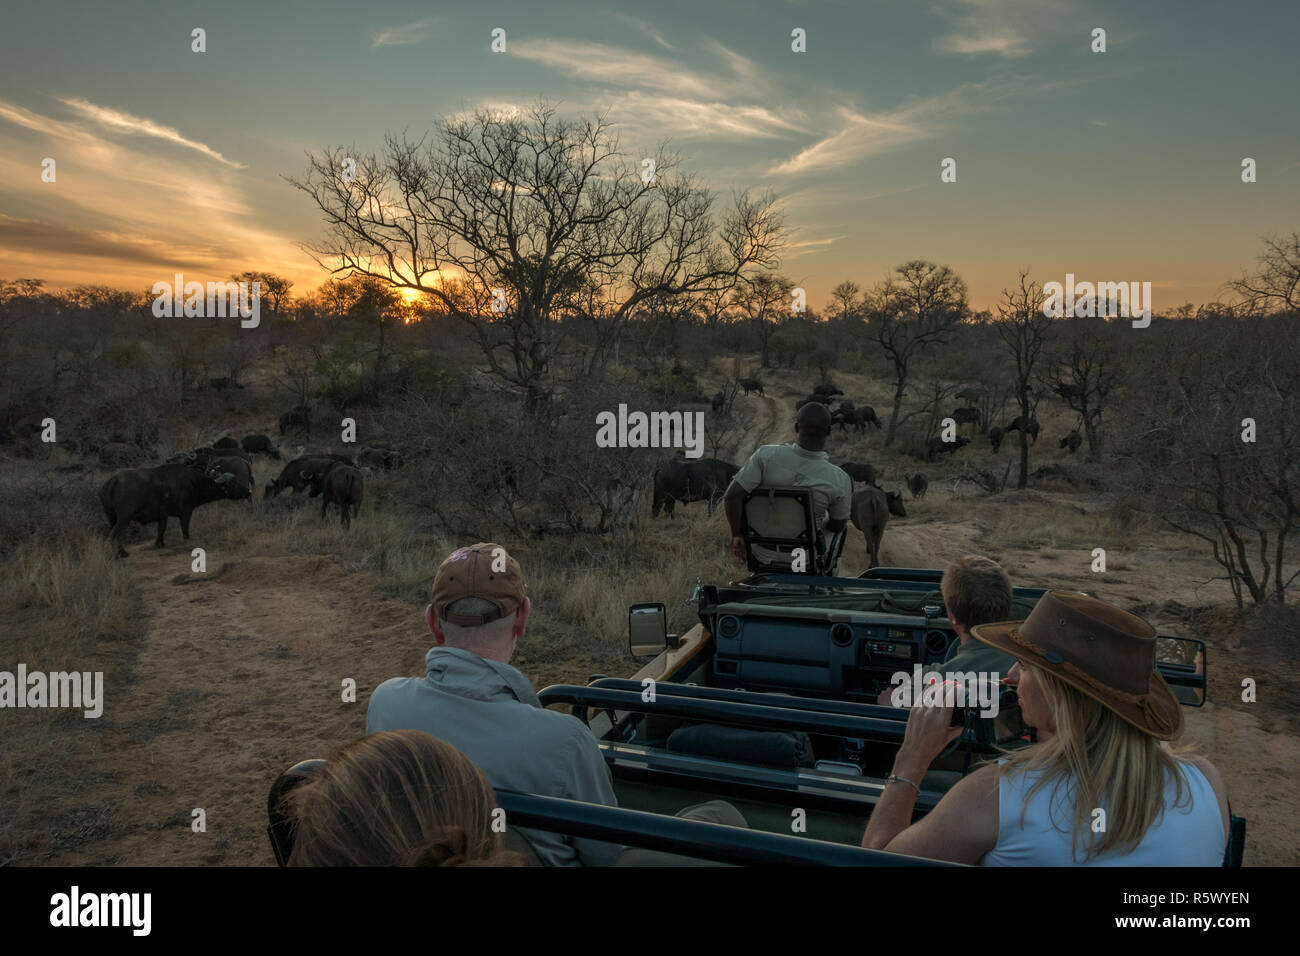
[495,790,961,866]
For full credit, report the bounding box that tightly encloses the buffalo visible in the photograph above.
[926,436,971,461]
[213,436,240,449]
[186,450,255,497]
[951,407,982,427]
[316,462,364,527]
[242,434,281,459]
[711,391,725,412]
[265,454,354,498]
[838,461,878,486]
[833,406,880,433]
[652,457,739,517]
[739,378,764,396]
[278,406,312,436]
[99,460,249,557]
[796,396,831,411]
[1060,430,1082,453]
[1005,416,1040,443]
[988,426,1005,452]
[850,488,907,569]
[812,383,844,398]
[908,472,928,500]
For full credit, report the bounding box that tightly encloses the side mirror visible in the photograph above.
[1155,636,1206,706]
[629,603,669,658]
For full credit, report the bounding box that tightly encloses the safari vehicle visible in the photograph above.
[267,490,1246,866]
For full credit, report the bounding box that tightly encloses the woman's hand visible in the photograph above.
[895,681,963,776]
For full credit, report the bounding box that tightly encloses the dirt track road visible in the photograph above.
[57,548,422,865]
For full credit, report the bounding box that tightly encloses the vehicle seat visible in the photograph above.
[666,724,816,769]
[741,488,845,576]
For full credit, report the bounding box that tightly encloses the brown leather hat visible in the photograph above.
[970,591,1183,740]
[431,543,526,627]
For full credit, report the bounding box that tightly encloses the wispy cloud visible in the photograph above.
[513,39,721,99]
[371,17,436,48]
[767,74,1048,176]
[932,0,1072,58]
[785,234,848,258]
[611,91,803,141]
[509,37,797,145]
[0,97,314,288]
[607,12,675,51]
[768,106,927,176]
[56,96,244,167]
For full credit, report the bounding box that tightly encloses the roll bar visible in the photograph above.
[494,790,960,866]
[536,684,908,740]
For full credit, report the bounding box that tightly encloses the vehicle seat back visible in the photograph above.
[666,724,815,769]
[741,488,845,576]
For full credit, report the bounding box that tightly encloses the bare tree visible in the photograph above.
[1228,232,1300,314]
[917,376,961,444]
[1117,317,1299,606]
[292,102,784,412]
[867,261,969,446]
[830,280,862,321]
[993,270,1051,489]
[1047,317,1120,460]
[734,273,795,369]
[812,346,838,383]
[231,271,294,315]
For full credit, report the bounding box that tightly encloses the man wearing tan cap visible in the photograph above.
[366,542,622,867]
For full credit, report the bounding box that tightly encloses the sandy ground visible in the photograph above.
[12,370,1297,866]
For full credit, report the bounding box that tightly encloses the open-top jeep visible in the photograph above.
[268,489,1246,866]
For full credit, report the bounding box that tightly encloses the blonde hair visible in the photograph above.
[286,730,524,867]
[999,664,1195,860]
[941,555,1012,628]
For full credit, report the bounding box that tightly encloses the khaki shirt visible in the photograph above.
[732,443,852,524]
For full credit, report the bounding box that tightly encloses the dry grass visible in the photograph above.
[0,470,145,863]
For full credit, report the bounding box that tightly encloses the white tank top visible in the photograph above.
[980,759,1226,866]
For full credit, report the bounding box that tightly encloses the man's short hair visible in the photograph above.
[440,596,514,644]
[446,596,503,620]
[941,555,1012,627]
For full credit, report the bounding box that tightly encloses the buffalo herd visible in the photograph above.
[88,381,1072,566]
[93,409,411,555]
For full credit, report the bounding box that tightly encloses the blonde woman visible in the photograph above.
[862,592,1230,865]
[286,730,525,867]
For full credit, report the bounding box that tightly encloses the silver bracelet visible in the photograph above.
[887,773,921,795]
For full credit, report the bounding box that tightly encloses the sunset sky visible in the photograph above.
[1,0,1297,312]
